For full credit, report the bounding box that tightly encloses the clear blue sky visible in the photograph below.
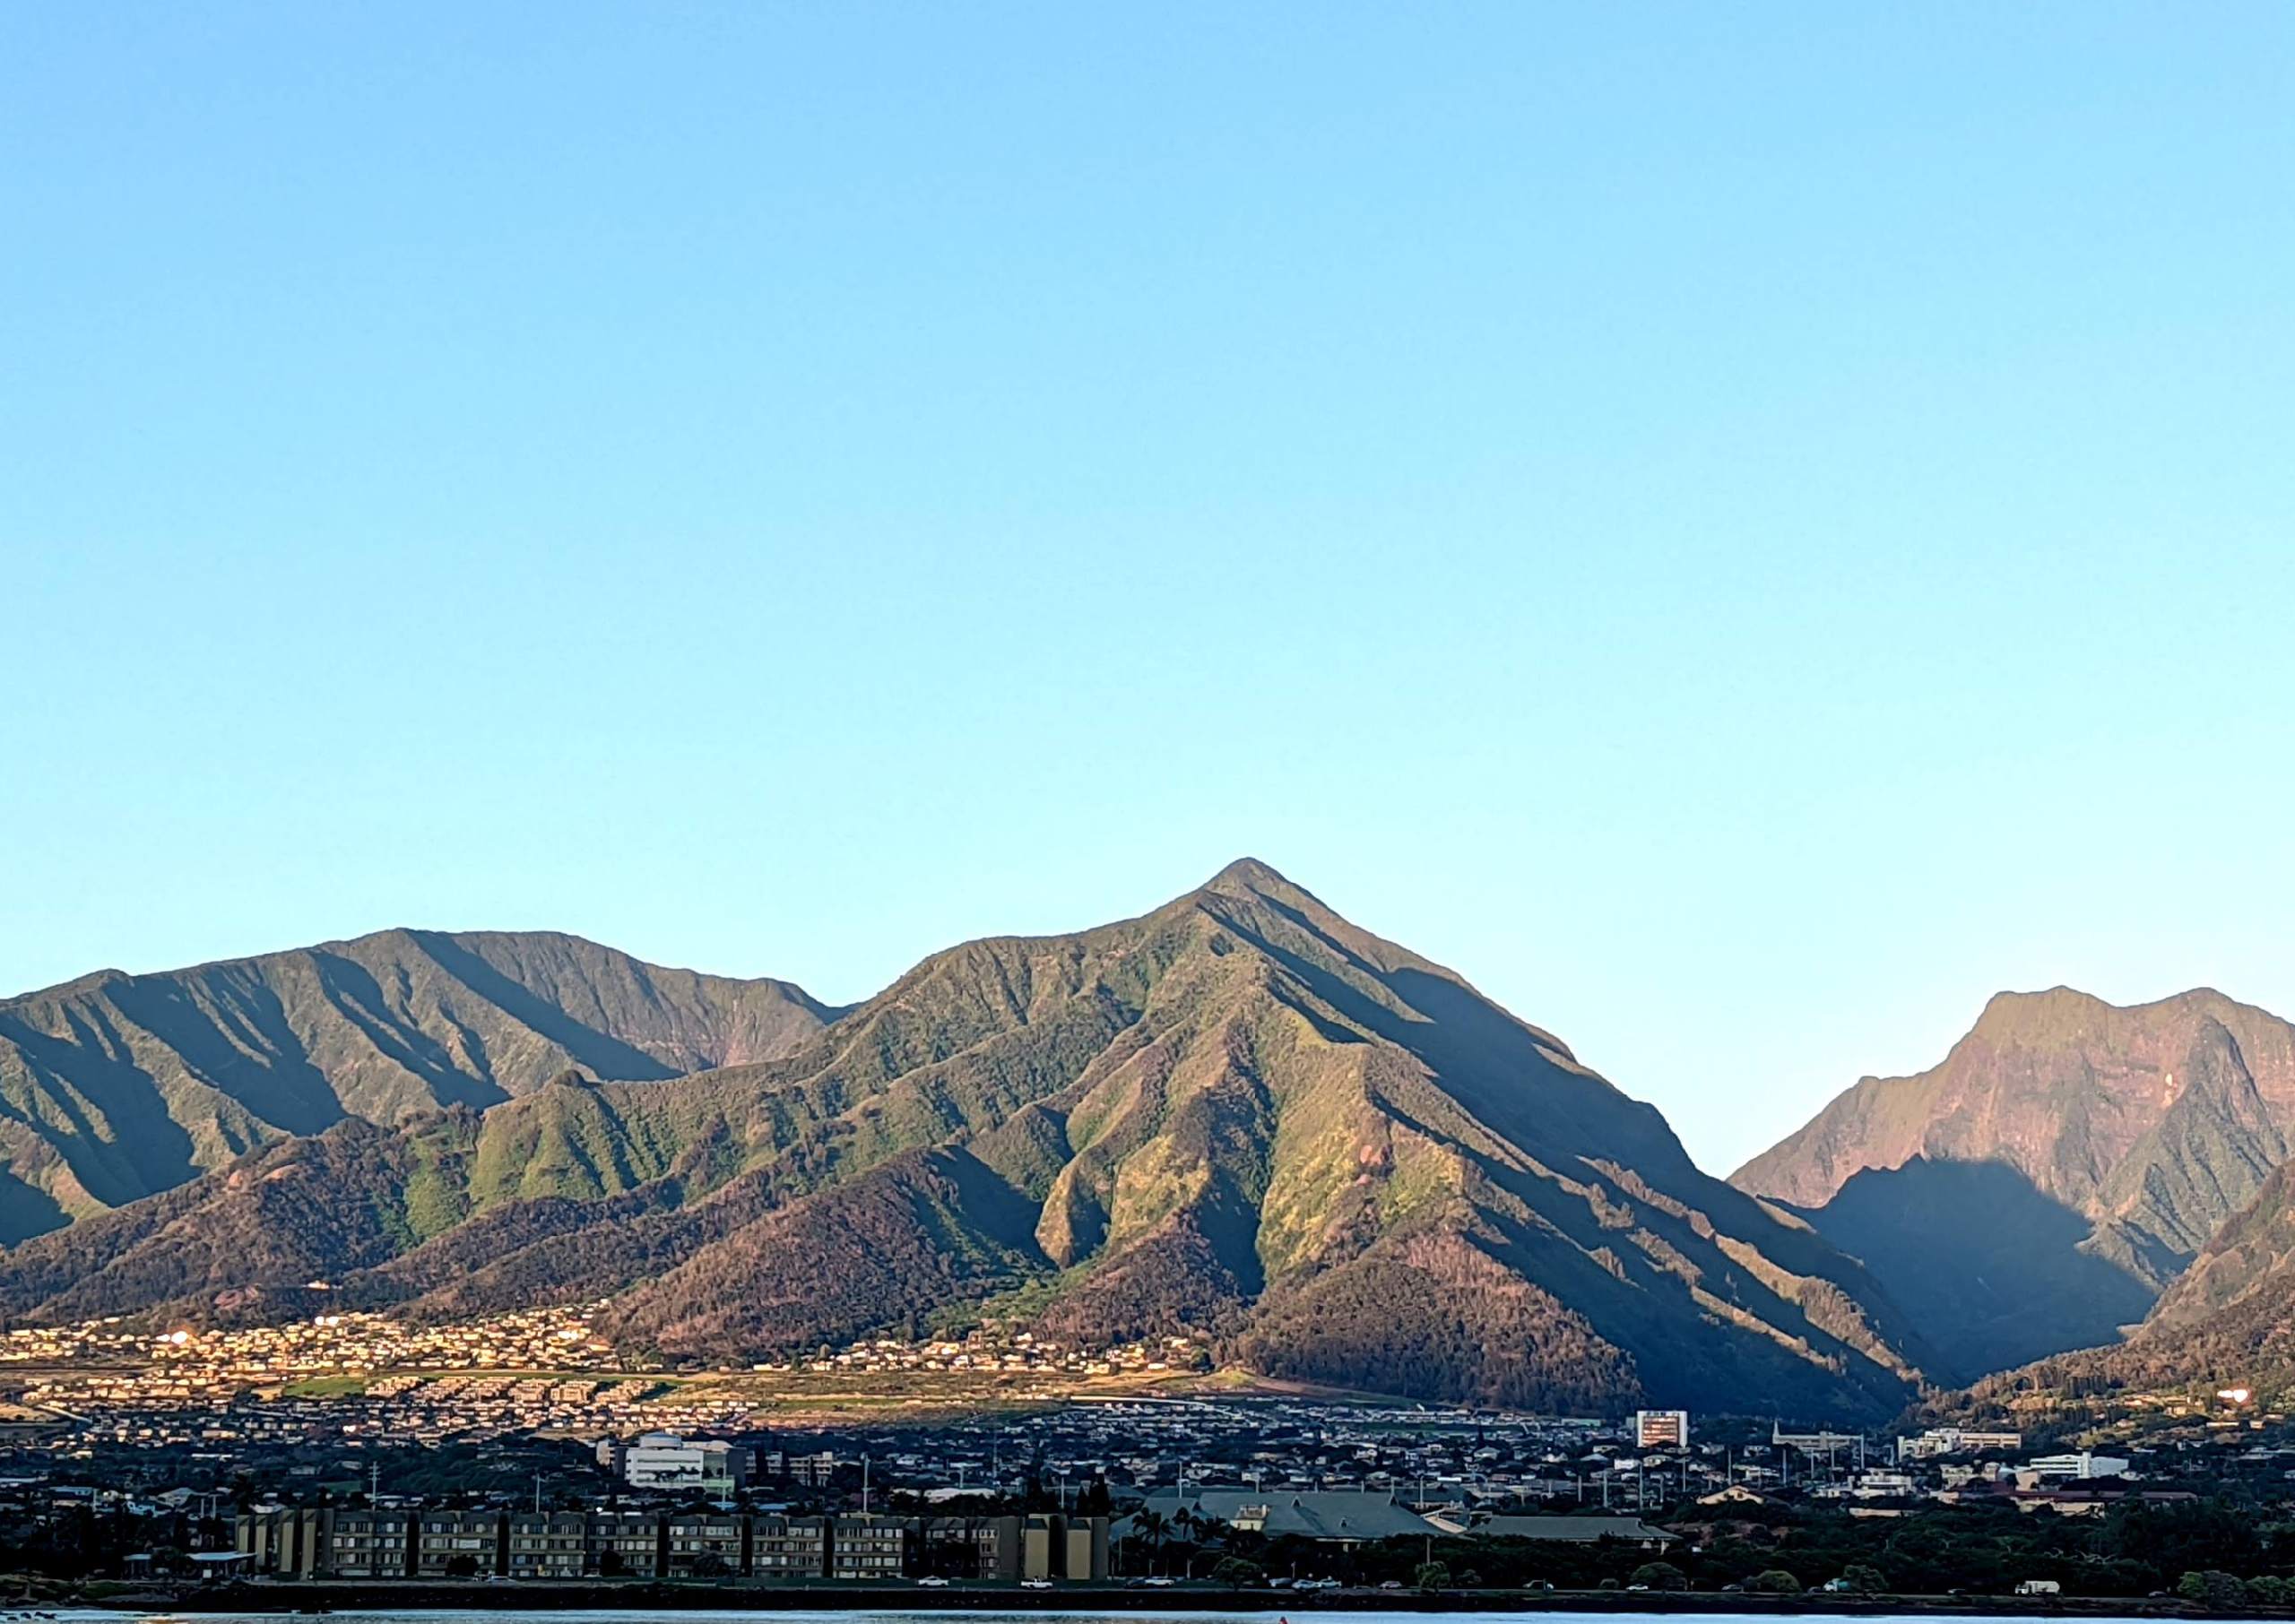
[6,4,2291,1174]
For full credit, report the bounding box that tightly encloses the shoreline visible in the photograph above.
[59,1581,2255,1618]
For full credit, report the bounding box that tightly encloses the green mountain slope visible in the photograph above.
[1732,989,2295,1375]
[0,861,1935,1418]
[0,931,837,1241]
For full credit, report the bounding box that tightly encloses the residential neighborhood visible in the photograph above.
[2,1305,2294,1600]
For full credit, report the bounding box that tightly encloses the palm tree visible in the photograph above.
[1171,1507,1208,1576]
[1135,1510,1170,1576]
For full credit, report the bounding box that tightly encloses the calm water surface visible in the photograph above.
[32,1611,2171,1624]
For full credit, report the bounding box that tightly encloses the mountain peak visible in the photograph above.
[1966,985,2257,1046]
[1194,857,1337,916]
[1966,985,2111,1037]
[1203,856,1295,891]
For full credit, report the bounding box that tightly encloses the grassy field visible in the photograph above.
[280,1374,373,1398]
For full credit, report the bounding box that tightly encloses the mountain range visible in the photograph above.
[7,862,2293,1420]
[0,860,1931,1419]
[0,929,840,1243]
[1732,988,2295,1379]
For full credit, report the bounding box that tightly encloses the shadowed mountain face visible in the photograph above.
[1934,1159,2295,1416]
[1788,1158,2156,1381]
[0,931,840,1242]
[0,861,1935,1419]
[2147,1159,2295,1334]
[1732,988,2295,1369]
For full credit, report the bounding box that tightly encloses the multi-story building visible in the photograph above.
[1899,1427,2022,1460]
[827,1514,905,1580]
[665,1512,746,1576]
[2022,1452,2131,1482]
[913,1515,1018,1580]
[1633,1410,1690,1449]
[416,1509,506,1577]
[506,1511,592,1579]
[235,1507,326,1578]
[324,1507,414,1578]
[752,1516,830,1579]
[590,1509,666,1577]
[598,1431,750,1494]
[228,1505,1104,1585]
[1020,1512,1108,1581]
[763,1449,841,1487]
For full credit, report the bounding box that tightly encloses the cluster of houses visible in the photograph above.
[3,1305,615,1381]
[779,1332,1208,1379]
[4,1310,1223,1458]
[1689,1430,2203,1519]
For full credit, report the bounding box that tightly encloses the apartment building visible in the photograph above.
[506,1511,591,1579]
[665,1512,746,1576]
[762,1448,841,1486]
[913,1514,1016,1579]
[416,1509,507,1577]
[590,1508,667,1577]
[231,1506,1104,1584]
[234,1507,325,1578]
[322,1507,413,1578]
[751,1515,830,1579]
[827,1514,905,1579]
[1017,1512,1107,1581]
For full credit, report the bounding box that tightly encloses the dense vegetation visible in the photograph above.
[1148,1498,2295,1602]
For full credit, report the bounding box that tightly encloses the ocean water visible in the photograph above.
[24,1611,2168,1624]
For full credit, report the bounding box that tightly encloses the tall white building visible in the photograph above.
[2022,1451,2129,1483]
[1634,1410,1689,1449]
[596,1432,750,1494]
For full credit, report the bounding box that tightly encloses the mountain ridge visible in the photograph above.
[1733,984,2295,1378]
[0,860,1936,1419]
[0,929,840,1243]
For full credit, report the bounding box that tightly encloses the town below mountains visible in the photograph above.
[5,859,2295,1424]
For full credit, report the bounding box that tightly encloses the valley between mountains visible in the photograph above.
[5,859,2293,1421]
